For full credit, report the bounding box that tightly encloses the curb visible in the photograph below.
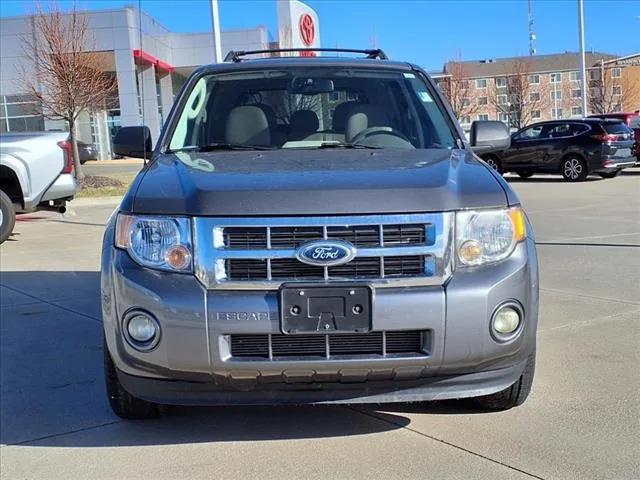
[70,196,123,207]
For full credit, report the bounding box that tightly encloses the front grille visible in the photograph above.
[224,224,430,249]
[194,213,452,289]
[229,330,427,359]
[226,256,426,281]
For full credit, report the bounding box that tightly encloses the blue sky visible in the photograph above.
[1,0,638,70]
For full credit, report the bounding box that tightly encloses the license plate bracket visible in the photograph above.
[279,284,372,334]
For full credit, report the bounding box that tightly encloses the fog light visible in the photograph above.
[492,304,521,337]
[124,311,160,350]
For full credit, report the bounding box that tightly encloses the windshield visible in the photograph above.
[168,67,457,152]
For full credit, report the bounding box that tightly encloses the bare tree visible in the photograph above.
[21,2,117,179]
[587,62,640,115]
[488,59,550,130]
[440,61,479,120]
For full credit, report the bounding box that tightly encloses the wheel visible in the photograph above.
[104,339,162,419]
[472,351,536,411]
[598,170,621,179]
[0,190,16,244]
[561,156,588,182]
[483,155,503,175]
[517,171,534,179]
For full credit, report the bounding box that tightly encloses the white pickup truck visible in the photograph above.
[0,132,78,243]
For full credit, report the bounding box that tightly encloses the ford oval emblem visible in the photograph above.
[296,240,356,267]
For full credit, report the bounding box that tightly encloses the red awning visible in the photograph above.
[133,49,174,73]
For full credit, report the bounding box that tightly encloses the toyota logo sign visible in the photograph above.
[299,13,315,46]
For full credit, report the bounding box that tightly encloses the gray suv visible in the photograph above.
[104,49,538,419]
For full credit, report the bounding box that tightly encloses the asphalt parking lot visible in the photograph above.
[1,170,639,480]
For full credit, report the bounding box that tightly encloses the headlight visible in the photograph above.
[115,214,192,272]
[456,207,526,266]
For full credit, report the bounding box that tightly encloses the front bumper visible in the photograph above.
[101,225,539,405]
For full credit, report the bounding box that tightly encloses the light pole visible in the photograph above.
[210,0,223,63]
[577,0,588,116]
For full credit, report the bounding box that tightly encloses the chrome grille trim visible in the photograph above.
[193,213,454,290]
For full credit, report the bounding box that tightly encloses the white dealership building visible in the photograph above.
[0,0,320,159]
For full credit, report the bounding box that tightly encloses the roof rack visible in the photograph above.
[224,48,388,63]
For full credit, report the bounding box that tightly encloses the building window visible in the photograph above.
[531,110,541,119]
[529,92,541,102]
[612,85,622,96]
[529,74,540,84]
[460,115,471,125]
[589,70,599,80]
[613,103,622,112]
[0,94,45,133]
[497,94,508,105]
[571,106,582,116]
[569,71,579,82]
[550,72,562,83]
[495,77,507,88]
[571,89,582,99]
[462,98,470,107]
[611,67,621,78]
[475,78,487,89]
[477,114,489,121]
[498,113,509,123]
[477,96,488,106]
[551,90,562,101]
[552,108,563,119]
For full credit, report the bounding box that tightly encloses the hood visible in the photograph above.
[128,149,511,216]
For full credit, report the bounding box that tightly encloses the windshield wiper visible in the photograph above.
[169,143,274,153]
[315,142,383,149]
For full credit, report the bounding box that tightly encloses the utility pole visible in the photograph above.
[528,0,536,56]
[577,0,588,116]
[210,0,223,63]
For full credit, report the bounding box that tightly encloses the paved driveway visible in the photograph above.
[1,171,639,480]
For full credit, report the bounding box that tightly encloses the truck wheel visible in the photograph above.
[0,190,16,244]
[598,170,621,179]
[482,155,503,175]
[472,351,536,411]
[104,339,162,419]
[561,156,588,182]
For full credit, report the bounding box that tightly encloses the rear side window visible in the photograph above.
[570,124,589,136]
[545,124,572,138]
[602,122,632,134]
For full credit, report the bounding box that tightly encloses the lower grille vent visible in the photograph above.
[229,330,428,359]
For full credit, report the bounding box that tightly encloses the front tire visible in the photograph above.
[561,156,588,182]
[0,190,16,244]
[104,339,162,419]
[482,155,503,175]
[598,170,621,179]
[472,351,536,411]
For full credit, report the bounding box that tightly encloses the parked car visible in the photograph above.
[0,132,77,243]
[588,112,640,162]
[102,48,538,419]
[482,119,637,181]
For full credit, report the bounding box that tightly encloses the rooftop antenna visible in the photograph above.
[528,0,536,55]
[370,24,377,49]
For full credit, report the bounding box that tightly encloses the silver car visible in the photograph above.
[102,49,538,419]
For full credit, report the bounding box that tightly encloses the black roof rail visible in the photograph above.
[224,48,388,63]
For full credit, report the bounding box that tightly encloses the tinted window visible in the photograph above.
[602,122,631,134]
[545,124,572,138]
[629,116,640,128]
[514,125,544,140]
[570,124,589,136]
[168,68,457,151]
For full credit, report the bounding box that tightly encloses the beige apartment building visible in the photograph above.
[435,52,640,131]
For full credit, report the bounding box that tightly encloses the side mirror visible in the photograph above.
[113,126,152,159]
[470,121,511,154]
